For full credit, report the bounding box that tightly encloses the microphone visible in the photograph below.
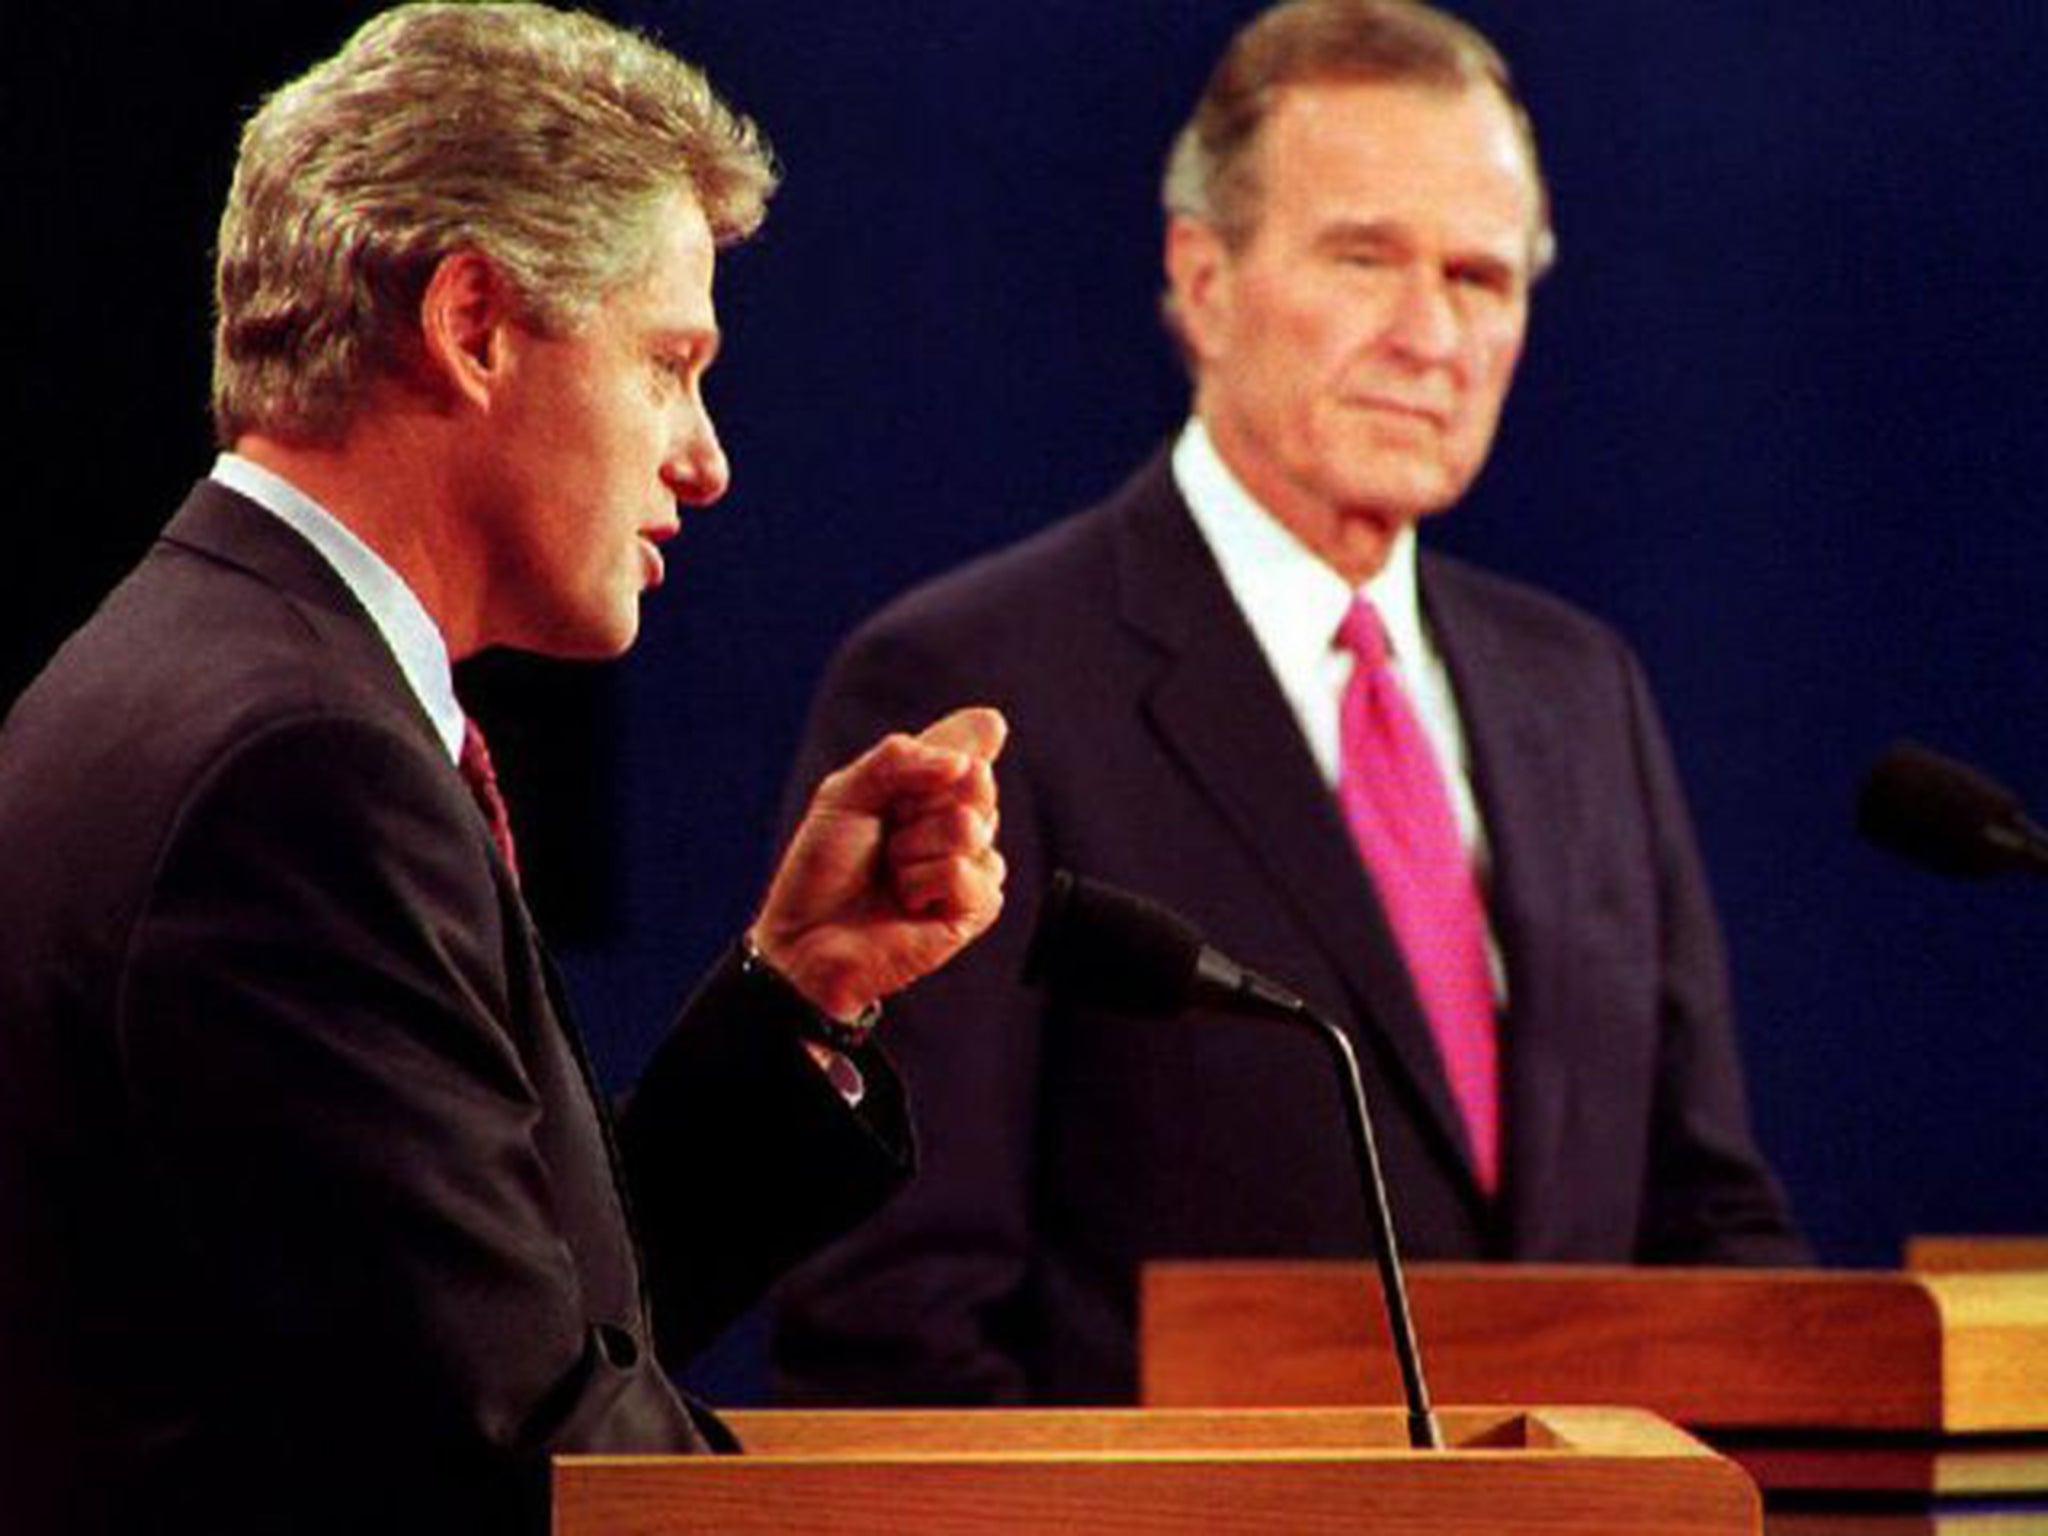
[1856,741,2048,879]
[1023,870,1444,1450]
[1020,868,1313,1022]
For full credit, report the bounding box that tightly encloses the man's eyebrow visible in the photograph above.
[1313,218,1409,251]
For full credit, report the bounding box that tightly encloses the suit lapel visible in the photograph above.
[157,481,451,762]
[1107,462,1479,1190]
[1421,557,1581,1240]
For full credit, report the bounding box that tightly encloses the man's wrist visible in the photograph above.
[739,932,883,1053]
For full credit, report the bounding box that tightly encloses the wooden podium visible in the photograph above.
[555,1405,1757,1534]
[1143,1261,2048,1531]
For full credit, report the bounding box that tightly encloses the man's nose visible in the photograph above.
[665,405,730,507]
[1383,269,1462,366]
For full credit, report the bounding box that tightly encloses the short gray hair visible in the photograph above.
[1162,0,1553,273]
[212,2,777,446]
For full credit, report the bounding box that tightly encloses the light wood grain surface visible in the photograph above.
[1141,1263,2048,1434]
[553,1406,1757,1535]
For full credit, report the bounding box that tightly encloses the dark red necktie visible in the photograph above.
[459,716,521,885]
[1336,596,1499,1193]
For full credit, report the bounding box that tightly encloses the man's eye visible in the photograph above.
[1450,264,1516,296]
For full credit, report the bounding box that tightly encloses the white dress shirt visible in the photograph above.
[211,452,465,765]
[1172,419,1504,997]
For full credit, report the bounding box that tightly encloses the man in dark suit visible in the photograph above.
[0,8,1003,1535]
[771,0,1805,1408]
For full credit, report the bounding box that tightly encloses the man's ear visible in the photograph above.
[417,249,519,411]
[1164,214,1236,367]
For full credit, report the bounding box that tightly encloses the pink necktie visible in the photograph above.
[459,716,521,885]
[1336,597,1499,1193]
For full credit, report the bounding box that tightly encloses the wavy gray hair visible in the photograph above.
[213,3,776,446]
[1162,0,1553,271]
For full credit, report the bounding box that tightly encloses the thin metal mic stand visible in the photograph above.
[1276,1004,1442,1450]
[1026,870,1444,1449]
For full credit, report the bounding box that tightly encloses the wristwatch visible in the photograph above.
[739,933,883,1054]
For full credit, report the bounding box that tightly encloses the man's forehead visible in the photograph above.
[609,190,720,325]
[1257,78,1539,241]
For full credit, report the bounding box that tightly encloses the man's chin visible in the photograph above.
[582,618,642,661]
[510,608,643,662]
[1335,469,1462,528]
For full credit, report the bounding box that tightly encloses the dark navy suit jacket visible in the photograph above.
[771,450,1804,1405]
[0,482,910,1535]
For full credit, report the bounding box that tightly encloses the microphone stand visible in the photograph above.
[1280,1006,1443,1450]
[1024,871,1445,1449]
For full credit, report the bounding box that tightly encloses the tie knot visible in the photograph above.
[1337,595,1390,668]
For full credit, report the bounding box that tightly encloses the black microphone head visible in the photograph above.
[1856,740,2029,878]
[1022,870,1206,1017]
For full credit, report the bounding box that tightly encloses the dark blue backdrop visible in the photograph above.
[581,0,2048,1290]
[6,2,2043,1403]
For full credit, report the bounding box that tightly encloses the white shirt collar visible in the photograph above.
[210,452,466,764]
[1172,417,1426,661]
[1168,418,1499,993]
